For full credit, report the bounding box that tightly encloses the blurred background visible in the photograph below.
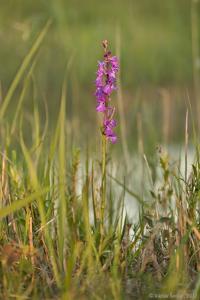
[0,0,199,155]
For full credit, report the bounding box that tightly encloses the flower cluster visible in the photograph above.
[95,41,119,143]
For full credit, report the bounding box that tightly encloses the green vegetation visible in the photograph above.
[0,21,200,299]
[1,0,199,148]
[0,0,193,87]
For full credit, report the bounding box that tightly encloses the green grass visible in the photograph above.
[0,22,200,299]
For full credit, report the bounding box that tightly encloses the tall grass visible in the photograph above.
[0,23,200,300]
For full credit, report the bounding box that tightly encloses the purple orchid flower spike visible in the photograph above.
[95,40,119,143]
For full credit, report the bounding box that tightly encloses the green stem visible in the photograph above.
[100,133,107,251]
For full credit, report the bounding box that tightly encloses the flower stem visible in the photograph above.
[100,132,107,251]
